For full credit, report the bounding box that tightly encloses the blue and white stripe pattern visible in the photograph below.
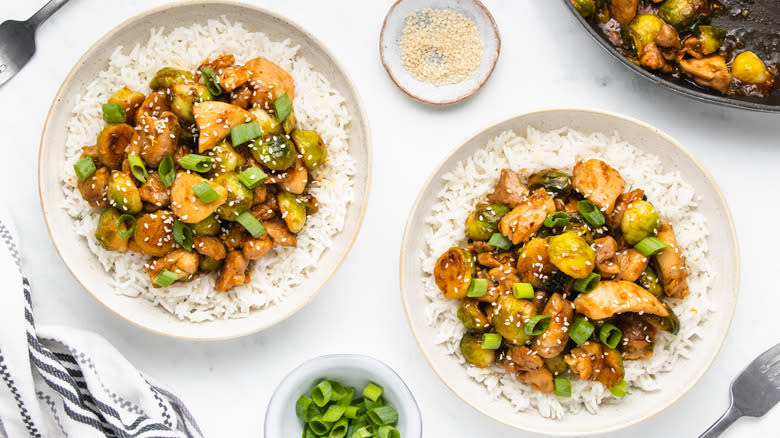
[0,217,203,438]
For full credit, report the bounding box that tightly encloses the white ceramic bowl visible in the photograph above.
[399,109,739,435]
[38,1,371,340]
[380,0,500,105]
[265,354,422,437]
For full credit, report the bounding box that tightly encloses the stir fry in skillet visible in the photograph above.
[73,54,327,292]
[571,0,778,97]
[434,160,688,397]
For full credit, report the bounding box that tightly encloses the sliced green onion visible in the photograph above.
[329,381,348,402]
[173,220,193,252]
[73,156,97,181]
[201,67,222,95]
[362,383,384,403]
[127,154,148,183]
[236,211,267,238]
[573,272,601,293]
[329,419,349,438]
[117,214,136,239]
[274,92,292,122]
[303,426,317,438]
[599,324,623,350]
[296,396,317,422]
[237,166,268,189]
[466,278,488,298]
[569,317,595,345]
[192,181,221,203]
[321,405,345,423]
[153,269,177,287]
[101,103,126,123]
[351,427,374,438]
[230,121,262,146]
[343,406,360,419]
[544,211,571,228]
[577,199,605,227]
[308,415,331,435]
[336,387,355,407]
[524,315,551,336]
[179,154,212,173]
[554,377,571,397]
[158,155,175,187]
[635,236,670,256]
[312,380,333,407]
[364,396,382,410]
[512,282,534,299]
[481,333,502,350]
[610,380,628,397]
[376,425,400,438]
[367,406,398,426]
[487,233,512,250]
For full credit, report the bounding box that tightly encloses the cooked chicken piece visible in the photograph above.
[230,84,253,109]
[82,145,98,160]
[242,235,276,260]
[221,223,249,250]
[216,250,249,292]
[279,158,308,195]
[251,200,277,220]
[653,222,689,298]
[145,249,199,284]
[506,345,543,371]
[498,188,556,245]
[264,218,297,247]
[593,236,620,278]
[616,313,656,360]
[518,368,555,393]
[502,346,554,392]
[640,43,670,71]
[597,348,625,387]
[533,294,574,359]
[193,101,255,153]
[193,236,226,260]
[77,166,109,208]
[572,159,625,214]
[477,252,502,268]
[614,249,649,282]
[170,171,228,223]
[531,289,550,314]
[656,23,680,49]
[138,172,170,208]
[573,280,669,320]
[200,54,235,72]
[487,169,528,208]
[134,91,170,125]
[245,57,296,106]
[218,65,251,92]
[488,265,520,291]
[610,0,637,25]
[135,112,181,167]
[252,184,268,205]
[565,341,603,381]
[679,56,731,94]
[516,237,556,288]
[609,189,644,229]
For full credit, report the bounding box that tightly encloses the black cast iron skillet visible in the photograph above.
[562,0,780,112]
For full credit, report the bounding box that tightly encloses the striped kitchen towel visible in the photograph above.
[0,211,203,438]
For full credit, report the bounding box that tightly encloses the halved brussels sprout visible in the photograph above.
[95,208,129,251]
[149,67,193,90]
[642,304,680,334]
[570,0,595,18]
[277,192,307,233]
[637,266,664,297]
[250,134,297,171]
[97,123,134,169]
[458,299,490,332]
[697,25,725,55]
[460,333,495,368]
[563,213,595,243]
[544,355,569,375]
[214,172,253,221]
[206,141,246,178]
[199,255,224,272]
[133,210,175,256]
[107,87,145,121]
[527,169,572,199]
[465,204,511,241]
[108,170,142,214]
[170,82,212,122]
[434,247,475,299]
[596,347,624,388]
[249,107,282,136]
[291,129,327,170]
[548,232,595,279]
[492,295,537,345]
[628,15,663,52]
[732,51,770,85]
[281,108,296,134]
[621,200,659,245]
[658,0,709,31]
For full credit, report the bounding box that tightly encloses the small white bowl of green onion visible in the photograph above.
[265,355,422,437]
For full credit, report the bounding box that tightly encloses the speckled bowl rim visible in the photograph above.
[379,0,501,105]
[399,108,740,435]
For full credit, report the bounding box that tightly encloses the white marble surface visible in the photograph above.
[1,0,778,437]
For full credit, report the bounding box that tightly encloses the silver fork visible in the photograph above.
[700,343,780,437]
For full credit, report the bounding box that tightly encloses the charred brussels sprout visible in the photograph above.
[107,87,145,121]
[206,141,246,178]
[214,172,253,221]
[458,299,490,332]
[642,305,680,334]
[465,204,511,241]
[291,129,327,170]
[527,169,572,199]
[251,134,297,171]
[170,82,212,122]
[548,232,595,279]
[149,67,193,90]
[281,108,297,134]
[732,51,770,85]
[108,171,142,214]
[199,255,224,272]
[95,208,129,251]
[460,333,495,368]
[191,214,221,236]
[637,266,664,297]
[97,123,134,169]
[544,355,569,375]
[492,295,537,345]
[697,25,725,55]
[434,247,475,299]
[570,0,595,18]
[621,200,659,245]
[249,107,282,135]
[628,15,664,52]
[658,0,709,31]
[277,192,307,233]
[133,210,175,257]
[563,213,595,243]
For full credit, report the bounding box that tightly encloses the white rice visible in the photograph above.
[420,128,713,417]
[60,18,356,322]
